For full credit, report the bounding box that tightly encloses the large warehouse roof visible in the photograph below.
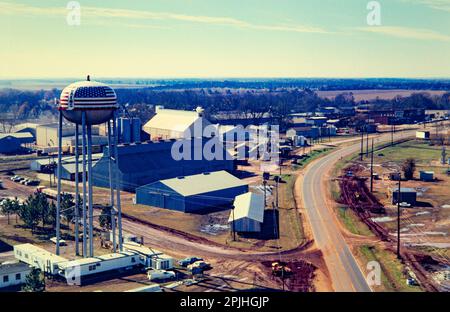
[143,108,205,133]
[160,171,247,197]
[229,192,264,223]
[0,133,34,140]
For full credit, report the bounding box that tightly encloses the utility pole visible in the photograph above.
[360,128,364,161]
[442,146,447,165]
[370,139,374,192]
[397,177,402,259]
[263,179,267,208]
[231,205,236,242]
[366,127,369,157]
[275,177,279,210]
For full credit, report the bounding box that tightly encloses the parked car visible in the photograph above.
[13,177,24,183]
[178,256,203,267]
[147,269,176,281]
[187,261,211,271]
[25,180,40,186]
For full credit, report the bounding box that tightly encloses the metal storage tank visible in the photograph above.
[120,118,132,144]
[132,118,141,143]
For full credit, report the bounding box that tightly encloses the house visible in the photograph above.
[135,171,248,213]
[229,192,265,233]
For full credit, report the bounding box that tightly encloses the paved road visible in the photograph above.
[301,130,415,292]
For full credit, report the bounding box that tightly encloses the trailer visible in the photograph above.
[58,251,141,284]
[13,244,67,275]
[123,242,173,270]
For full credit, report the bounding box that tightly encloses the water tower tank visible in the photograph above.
[58,80,118,125]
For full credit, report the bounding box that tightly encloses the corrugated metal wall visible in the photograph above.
[92,138,235,192]
[135,182,248,213]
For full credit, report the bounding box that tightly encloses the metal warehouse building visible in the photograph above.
[135,171,248,213]
[92,137,235,191]
[229,192,265,233]
[0,133,34,154]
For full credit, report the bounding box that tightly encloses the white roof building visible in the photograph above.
[143,106,211,140]
[229,192,265,233]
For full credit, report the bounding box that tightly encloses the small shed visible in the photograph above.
[419,171,434,182]
[228,192,265,233]
[416,131,430,139]
[392,187,417,205]
[389,172,401,181]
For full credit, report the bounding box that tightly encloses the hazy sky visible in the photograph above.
[0,0,449,78]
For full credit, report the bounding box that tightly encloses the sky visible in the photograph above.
[0,0,449,79]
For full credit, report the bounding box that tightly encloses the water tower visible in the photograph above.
[56,76,123,257]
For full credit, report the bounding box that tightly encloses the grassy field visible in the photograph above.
[317,89,447,101]
[338,206,374,236]
[356,244,423,292]
[373,140,445,166]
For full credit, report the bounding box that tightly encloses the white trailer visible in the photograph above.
[14,244,67,275]
[58,251,140,283]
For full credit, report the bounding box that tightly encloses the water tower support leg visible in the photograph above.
[87,124,94,257]
[82,112,88,257]
[75,124,80,256]
[113,112,123,251]
[107,120,116,252]
[56,110,63,255]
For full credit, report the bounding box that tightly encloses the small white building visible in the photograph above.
[0,262,31,289]
[229,192,265,233]
[123,242,173,270]
[14,244,67,275]
[416,131,430,139]
[150,254,174,270]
